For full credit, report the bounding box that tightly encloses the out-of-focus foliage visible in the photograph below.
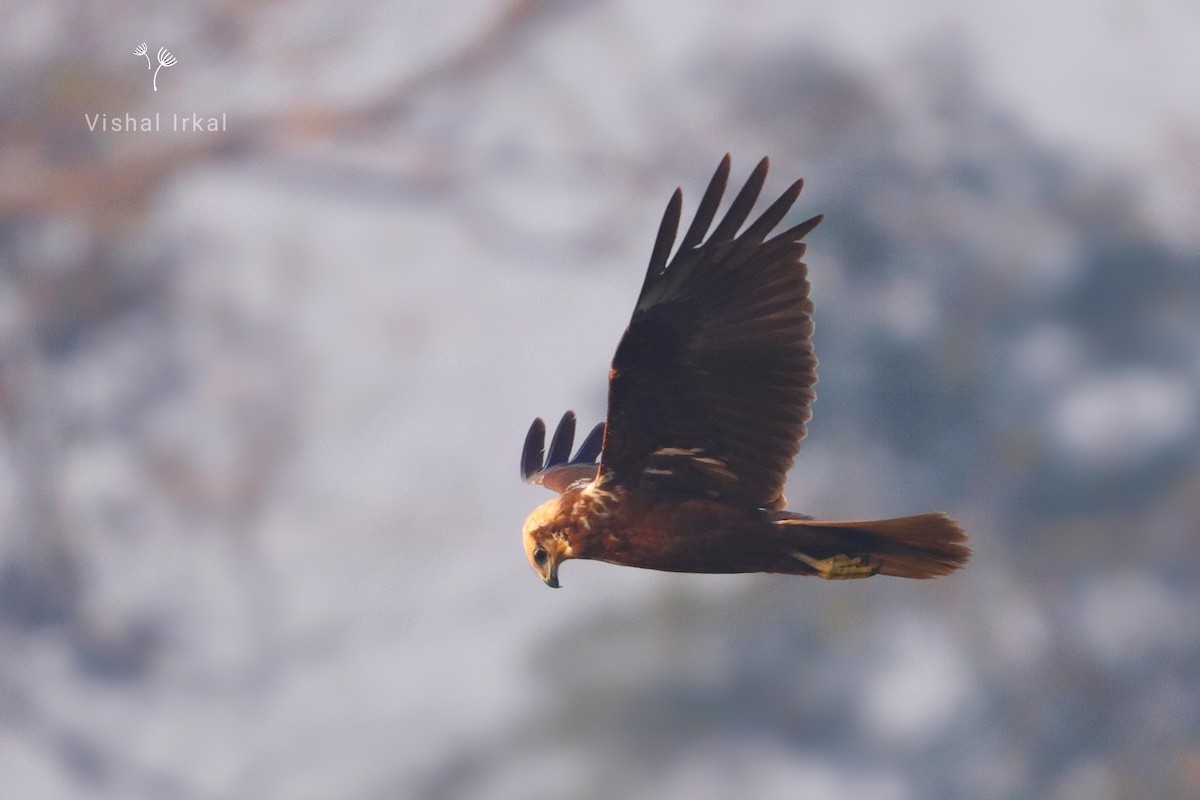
[0,2,1197,799]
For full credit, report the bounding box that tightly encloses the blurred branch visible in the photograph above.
[0,0,593,224]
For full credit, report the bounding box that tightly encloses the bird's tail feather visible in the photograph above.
[771,512,970,579]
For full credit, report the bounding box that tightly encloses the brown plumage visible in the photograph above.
[520,156,970,588]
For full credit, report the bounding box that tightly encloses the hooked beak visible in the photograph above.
[543,562,560,589]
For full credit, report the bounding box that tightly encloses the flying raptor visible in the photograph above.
[520,156,969,588]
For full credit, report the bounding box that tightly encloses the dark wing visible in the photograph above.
[598,155,822,508]
[521,411,604,493]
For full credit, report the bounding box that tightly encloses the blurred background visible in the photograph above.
[1,1,1198,798]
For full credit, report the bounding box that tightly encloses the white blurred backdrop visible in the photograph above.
[1,2,1198,798]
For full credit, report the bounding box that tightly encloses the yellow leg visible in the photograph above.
[792,551,882,580]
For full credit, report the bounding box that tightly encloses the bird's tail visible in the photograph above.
[771,512,970,579]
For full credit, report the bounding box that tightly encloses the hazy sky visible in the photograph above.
[624,0,1200,242]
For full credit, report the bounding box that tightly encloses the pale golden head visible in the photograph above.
[521,496,573,588]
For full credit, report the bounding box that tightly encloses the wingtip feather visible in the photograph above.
[678,155,733,252]
[521,418,546,481]
[708,157,771,243]
[572,422,605,464]
[546,411,577,468]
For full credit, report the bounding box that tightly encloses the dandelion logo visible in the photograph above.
[153,47,177,91]
[133,43,177,91]
[97,42,223,133]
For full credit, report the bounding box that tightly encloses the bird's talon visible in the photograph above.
[792,551,881,580]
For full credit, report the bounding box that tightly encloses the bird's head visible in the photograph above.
[522,496,573,589]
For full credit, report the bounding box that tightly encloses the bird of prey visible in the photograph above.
[520,156,969,588]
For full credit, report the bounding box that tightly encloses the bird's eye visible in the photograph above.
[533,547,549,567]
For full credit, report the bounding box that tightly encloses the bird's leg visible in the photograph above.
[792,551,882,580]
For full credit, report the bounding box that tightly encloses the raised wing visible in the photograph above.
[598,155,822,508]
[521,411,604,493]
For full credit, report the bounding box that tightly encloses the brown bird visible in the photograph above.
[520,155,969,588]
